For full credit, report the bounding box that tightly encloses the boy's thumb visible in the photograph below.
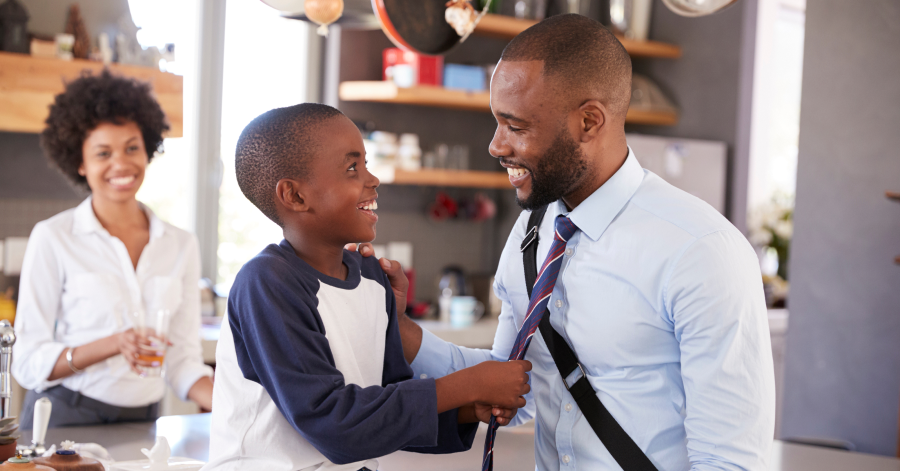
[380,258,392,270]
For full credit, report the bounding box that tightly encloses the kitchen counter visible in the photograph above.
[19,414,900,470]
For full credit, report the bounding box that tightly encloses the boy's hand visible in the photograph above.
[472,360,532,409]
[475,403,518,426]
[345,242,409,315]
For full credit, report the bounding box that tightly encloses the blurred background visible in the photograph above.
[0,0,898,467]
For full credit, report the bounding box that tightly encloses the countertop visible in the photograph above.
[20,414,900,470]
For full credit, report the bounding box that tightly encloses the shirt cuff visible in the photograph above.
[32,343,68,391]
[170,362,214,401]
[410,328,454,380]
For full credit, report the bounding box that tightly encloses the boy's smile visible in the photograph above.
[301,116,380,246]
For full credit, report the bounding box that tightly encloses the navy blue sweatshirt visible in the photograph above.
[205,240,477,470]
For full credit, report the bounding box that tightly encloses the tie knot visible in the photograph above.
[554,215,578,242]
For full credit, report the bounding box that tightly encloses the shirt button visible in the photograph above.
[419,374,427,379]
[565,248,573,257]
[555,299,563,308]
[565,403,573,412]
[562,455,571,464]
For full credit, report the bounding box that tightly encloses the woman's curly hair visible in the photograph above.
[40,69,170,191]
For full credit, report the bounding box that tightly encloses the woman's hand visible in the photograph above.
[345,242,409,315]
[115,328,168,376]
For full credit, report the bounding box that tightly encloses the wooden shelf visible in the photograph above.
[473,14,682,59]
[340,81,489,112]
[372,166,511,189]
[0,52,183,137]
[340,81,678,126]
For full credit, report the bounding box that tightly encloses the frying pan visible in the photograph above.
[372,0,466,55]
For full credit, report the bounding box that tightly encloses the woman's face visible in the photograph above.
[79,121,149,203]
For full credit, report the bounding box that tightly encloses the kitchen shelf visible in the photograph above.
[0,52,183,136]
[339,81,679,126]
[473,14,682,59]
[371,166,511,189]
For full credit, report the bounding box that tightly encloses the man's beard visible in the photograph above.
[516,129,588,211]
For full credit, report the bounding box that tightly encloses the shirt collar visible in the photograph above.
[555,146,644,241]
[72,195,166,240]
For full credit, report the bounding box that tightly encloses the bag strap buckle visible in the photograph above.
[520,226,539,252]
[562,363,587,390]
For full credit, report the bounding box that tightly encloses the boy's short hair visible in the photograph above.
[235,103,344,226]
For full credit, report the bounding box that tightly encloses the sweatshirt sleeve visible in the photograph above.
[229,259,447,465]
[377,271,478,454]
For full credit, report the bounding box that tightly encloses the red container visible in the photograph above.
[382,48,443,86]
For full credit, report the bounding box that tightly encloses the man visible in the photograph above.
[364,13,775,470]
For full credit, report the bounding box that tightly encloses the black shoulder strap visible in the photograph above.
[522,205,657,471]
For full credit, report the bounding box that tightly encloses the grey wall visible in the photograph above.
[780,0,900,456]
[630,0,756,230]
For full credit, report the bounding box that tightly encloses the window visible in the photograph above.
[747,0,806,210]
[216,0,313,290]
[130,0,200,231]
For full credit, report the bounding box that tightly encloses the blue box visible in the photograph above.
[443,64,486,91]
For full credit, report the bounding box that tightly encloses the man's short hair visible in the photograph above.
[235,103,344,227]
[500,14,632,121]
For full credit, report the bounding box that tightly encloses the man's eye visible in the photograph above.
[348,163,357,171]
[508,126,523,133]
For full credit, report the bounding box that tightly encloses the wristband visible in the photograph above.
[66,347,84,374]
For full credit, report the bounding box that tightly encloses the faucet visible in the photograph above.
[0,320,15,419]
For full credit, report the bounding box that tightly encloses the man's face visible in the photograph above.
[301,116,380,245]
[489,60,588,210]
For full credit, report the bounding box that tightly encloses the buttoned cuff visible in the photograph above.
[410,328,454,380]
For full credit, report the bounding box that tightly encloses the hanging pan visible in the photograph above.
[372,0,489,55]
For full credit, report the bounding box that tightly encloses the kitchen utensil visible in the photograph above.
[0,455,55,471]
[372,0,490,55]
[450,296,484,328]
[33,441,103,471]
[661,0,738,17]
[26,399,51,458]
[0,320,15,419]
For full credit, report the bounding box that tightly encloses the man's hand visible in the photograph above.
[345,242,409,315]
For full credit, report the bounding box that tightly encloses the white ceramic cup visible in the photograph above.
[450,296,484,328]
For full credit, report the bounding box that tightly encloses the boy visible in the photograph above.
[205,103,531,470]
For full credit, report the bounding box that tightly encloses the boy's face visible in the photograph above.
[301,116,380,245]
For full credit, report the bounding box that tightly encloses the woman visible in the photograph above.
[12,70,214,427]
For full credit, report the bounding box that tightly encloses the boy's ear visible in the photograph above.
[275,179,309,213]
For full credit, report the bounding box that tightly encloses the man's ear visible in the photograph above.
[275,178,309,213]
[576,99,608,142]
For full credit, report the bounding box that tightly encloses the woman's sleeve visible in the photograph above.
[12,222,68,390]
[163,235,213,401]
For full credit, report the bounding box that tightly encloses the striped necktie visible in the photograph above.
[482,214,579,471]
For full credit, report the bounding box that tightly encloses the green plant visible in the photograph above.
[0,417,20,446]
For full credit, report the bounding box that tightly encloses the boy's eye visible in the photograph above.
[348,162,357,171]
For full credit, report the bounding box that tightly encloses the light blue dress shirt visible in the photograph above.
[412,149,775,470]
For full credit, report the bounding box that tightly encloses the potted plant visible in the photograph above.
[0,416,20,462]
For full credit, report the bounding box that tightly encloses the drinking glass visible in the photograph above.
[133,309,171,377]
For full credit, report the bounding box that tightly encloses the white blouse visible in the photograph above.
[12,197,213,408]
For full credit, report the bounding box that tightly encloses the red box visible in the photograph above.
[382,48,443,86]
